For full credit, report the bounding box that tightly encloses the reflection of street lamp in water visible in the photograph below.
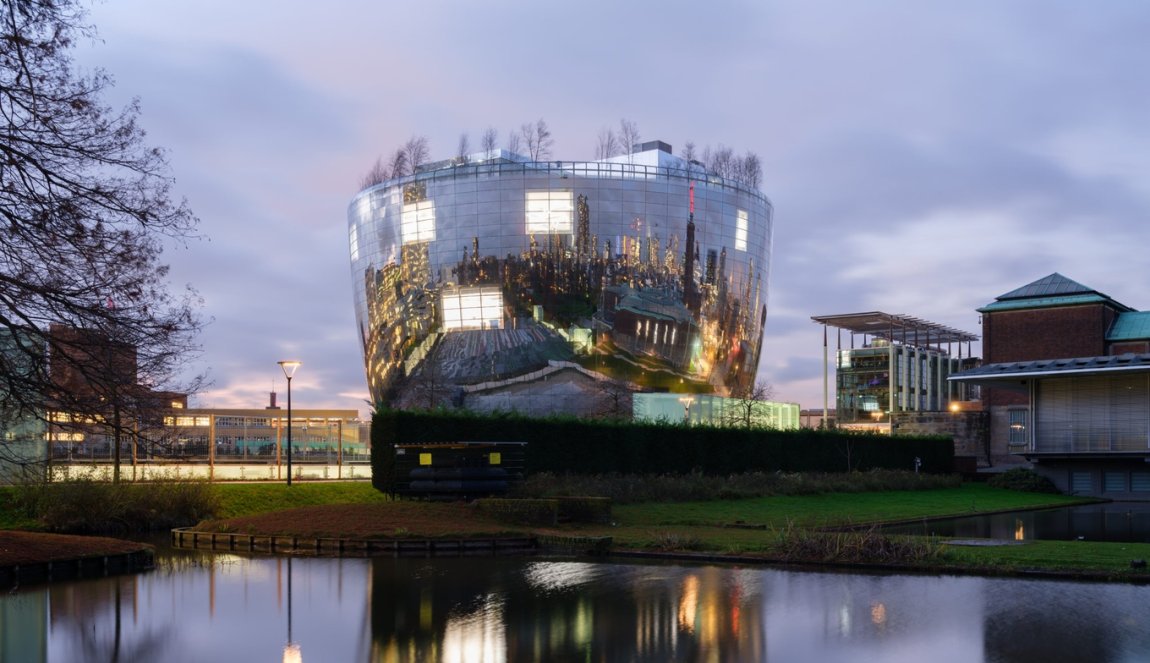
[283,557,302,663]
[678,396,695,424]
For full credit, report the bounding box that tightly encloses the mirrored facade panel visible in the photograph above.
[348,146,774,413]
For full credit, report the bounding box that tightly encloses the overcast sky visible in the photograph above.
[72,0,1150,415]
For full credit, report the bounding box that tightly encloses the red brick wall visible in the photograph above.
[982,304,1114,364]
[982,303,1119,407]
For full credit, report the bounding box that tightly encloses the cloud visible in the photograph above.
[63,0,1150,416]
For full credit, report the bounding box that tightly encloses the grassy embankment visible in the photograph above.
[6,480,1150,580]
[214,482,1150,579]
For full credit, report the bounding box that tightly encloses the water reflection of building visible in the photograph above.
[349,141,774,414]
[369,558,766,662]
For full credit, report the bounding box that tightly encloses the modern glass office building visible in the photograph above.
[811,312,979,429]
[348,141,774,412]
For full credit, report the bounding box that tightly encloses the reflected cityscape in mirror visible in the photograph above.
[348,142,773,416]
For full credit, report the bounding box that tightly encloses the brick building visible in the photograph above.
[952,273,1150,496]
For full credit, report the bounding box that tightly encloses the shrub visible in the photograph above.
[18,474,220,534]
[987,468,1059,494]
[647,530,704,551]
[773,523,945,564]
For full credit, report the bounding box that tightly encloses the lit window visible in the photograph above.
[441,286,504,331]
[525,191,573,234]
[1008,409,1028,447]
[735,210,748,252]
[401,200,436,244]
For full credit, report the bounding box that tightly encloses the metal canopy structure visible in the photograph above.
[811,312,980,427]
[811,311,979,346]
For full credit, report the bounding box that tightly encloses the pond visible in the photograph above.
[880,501,1150,542]
[3,544,1150,662]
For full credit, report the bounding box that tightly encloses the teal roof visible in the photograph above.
[996,273,1094,299]
[1109,311,1150,342]
[978,273,1135,313]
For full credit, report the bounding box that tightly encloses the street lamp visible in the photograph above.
[678,395,695,425]
[278,360,301,486]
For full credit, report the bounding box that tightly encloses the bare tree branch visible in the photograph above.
[596,126,619,160]
[618,118,640,160]
[0,0,207,480]
[481,127,498,154]
[456,133,470,165]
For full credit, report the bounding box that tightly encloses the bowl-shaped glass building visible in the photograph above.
[348,141,773,415]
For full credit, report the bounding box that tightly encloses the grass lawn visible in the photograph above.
[945,540,1150,576]
[609,483,1088,529]
[212,481,389,519]
[194,501,526,540]
[7,480,1147,581]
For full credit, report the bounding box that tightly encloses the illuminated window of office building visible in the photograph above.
[441,286,504,331]
[525,191,573,234]
[401,200,436,244]
[735,210,748,251]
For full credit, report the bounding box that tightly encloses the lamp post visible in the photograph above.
[278,360,301,486]
[678,395,695,425]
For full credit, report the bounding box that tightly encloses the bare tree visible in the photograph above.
[387,148,409,178]
[741,151,763,188]
[456,133,470,165]
[593,377,633,420]
[681,141,697,163]
[595,126,620,159]
[709,145,735,179]
[521,118,553,161]
[407,360,452,410]
[506,129,521,156]
[404,135,430,173]
[618,118,641,160]
[724,381,777,429]
[359,156,391,189]
[0,0,206,481]
[481,127,498,154]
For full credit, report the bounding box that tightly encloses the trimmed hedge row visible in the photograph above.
[372,408,954,493]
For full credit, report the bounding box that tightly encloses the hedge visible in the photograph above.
[372,408,954,493]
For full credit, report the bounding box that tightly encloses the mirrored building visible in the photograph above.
[348,141,774,413]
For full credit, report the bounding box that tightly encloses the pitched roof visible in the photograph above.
[1108,311,1150,342]
[978,273,1134,313]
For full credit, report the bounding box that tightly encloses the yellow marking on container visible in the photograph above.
[419,453,432,466]
[489,452,502,465]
